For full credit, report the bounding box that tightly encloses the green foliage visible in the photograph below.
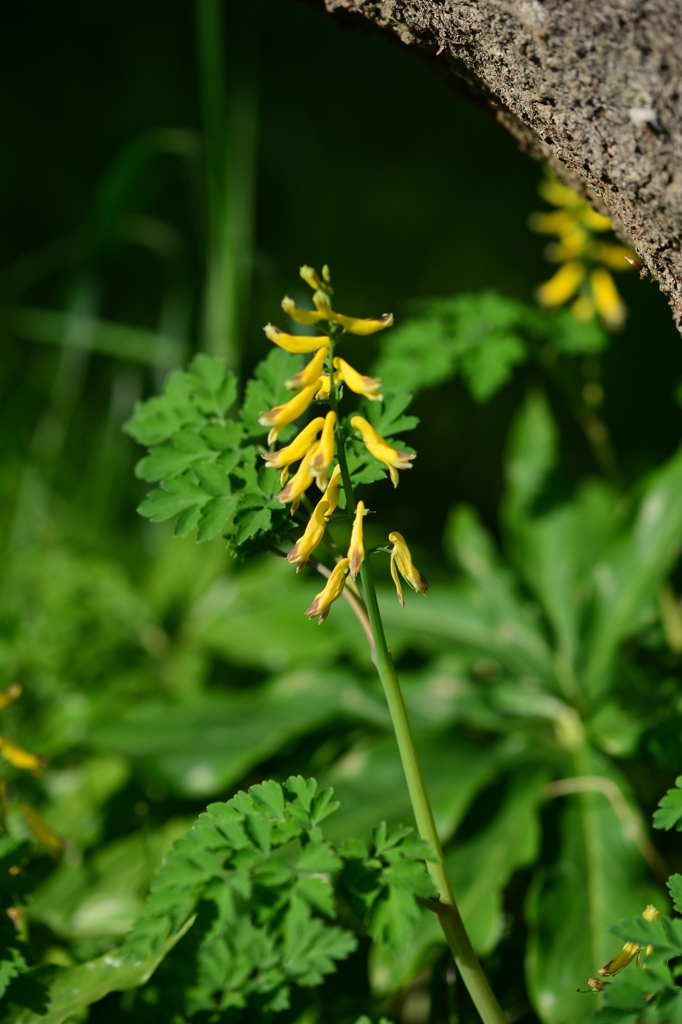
[126,351,300,555]
[374,291,608,401]
[652,776,682,832]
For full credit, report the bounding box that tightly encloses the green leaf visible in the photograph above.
[459,331,527,401]
[124,369,202,446]
[240,349,301,437]
[137,476,207,523]
[668,874,682,913]
[235,507,272,545]
[135,442,215,482]
[187,354,237,417]
[196,496,239,543]
[653,777,682,831]
[0,945,27,1001]
[367,392,419,439]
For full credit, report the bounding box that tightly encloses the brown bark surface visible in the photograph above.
[313,0,682,333]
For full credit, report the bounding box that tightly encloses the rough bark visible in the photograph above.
[310,0,682,335]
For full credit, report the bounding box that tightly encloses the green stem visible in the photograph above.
[326,326,505,1023]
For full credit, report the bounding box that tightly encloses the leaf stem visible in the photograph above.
[326,324,506,1024]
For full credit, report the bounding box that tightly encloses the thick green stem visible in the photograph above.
[326,326,505,1023]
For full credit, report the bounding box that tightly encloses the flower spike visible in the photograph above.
[305,558,350,624]
[389,531,430,608]
[286,346,329,390]
[323,464,342,516]
[261,417,324,484]
[287,498,330,572]
[333,357,383,402]
[348,501,365,580]
[350,416,415,487]
[281,296,323,325]
[259,383,320,445]
[310,411,336,488]
[277,443,318,513]
[264,324,329,354]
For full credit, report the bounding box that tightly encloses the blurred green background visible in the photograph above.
[2,2,682,1023]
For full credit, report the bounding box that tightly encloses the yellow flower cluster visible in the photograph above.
[530,170,636,331]
[259,265,430,623]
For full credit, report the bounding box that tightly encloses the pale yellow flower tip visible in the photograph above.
[389,531,430,608]
[323,464,342,517]
[0,735,44,773]
[261,417,324,472]
[285,347,329,391]
[571,295,595,324]
[281,295,323,326]
[299,265,334,295]
[310,411,336,489]
[350,416,415,488]
[535,260,586,308]
[591,267,626,331]
[315,373,331,401]
[333,357,383,402]
[0,684,22,713]
[258,383,320,445]
[642,905,659,922]
[305,557,350,624]
[597,941,640,977]
[348,501,366,580]
[264,323,329,354]
[287,498,330,572]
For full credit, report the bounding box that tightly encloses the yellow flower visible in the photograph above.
[593,242,637,272]
[0,684,21,713]
[259,383,320,445]
[277,443,318,512]
[0,736,43,773]
[643,905,659,921]
[281,295,324,325]
[299,264,334,294]
[333,357,383,402]
[591,268,626,331]
[348,501,365,580]
[264,323,329,354]
[389,531,430,608]
[536,260,586,308]
[315,373,331,400]
[323,464,342,516]
[287,498,330,571]
[582,207,613,232]
[285,346,329,391]
[261,416,324,484]
[571,295,595,323]
[597,905,660,977]
[305,557,349,624]
[350,416,415,488]
[311,290,394,335]
[538,175,583,209]
[310,411,336,488]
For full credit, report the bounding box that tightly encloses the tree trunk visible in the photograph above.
[311,0,682,335]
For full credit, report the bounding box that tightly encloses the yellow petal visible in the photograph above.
[571,295,595,323]
[315,373,331,401]
[311,290,394,335]
[323,464,342,516]
[390,554,404,608]
[333,357,383,401]
[593,242,639,272]
[535,260,586,308]
[598,941,640,977]
[389,531,430,598]
[277,444,317,507]
[261,417,325,470]
[581,206,613,232]
[350,416,415,488]
[264,323,329,354]
[286,347,329,390]
[591,268,626,330]
[281,295,324,326]
[310,411,336,488]
[299,265,325,291]
[305,558,349,624]
[538,175,583,209]
[259,383,320,444]
[287,498,330,571]
[0,736,43,773]
[348,501,365,580]
[528,210,575,235]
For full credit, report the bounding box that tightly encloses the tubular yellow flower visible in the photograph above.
[310,411,336,488]
[581,206,613,232]
[0,736,43,773]
[597,905,659,977]
[538,175,583,209]
[299,264,334,294]
[305,557,349,624]
[261,416,324,484]
[388,531,431,608]
[264,323,329,354]
[348,501,365,580]
[311,290,394,335]
[281,295,323,325]
[285,346,329,390]
[259,383,320,445]
[591,267,626,330]
[323,464,342,516]
[315,373,331,400]
[593,242,638,272]
[333,357,383,402]
[536,260,586,308]
[277,443,318,512]
[350,415,415,488]
[287,498,330,572]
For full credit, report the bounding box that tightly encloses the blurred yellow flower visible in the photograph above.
[348,501,365,580]
[305,557,349,624]
[287,498,330,571]
[531,169,635,331]
[350,416,415,487]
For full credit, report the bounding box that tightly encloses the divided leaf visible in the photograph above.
[652,777,682,832]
